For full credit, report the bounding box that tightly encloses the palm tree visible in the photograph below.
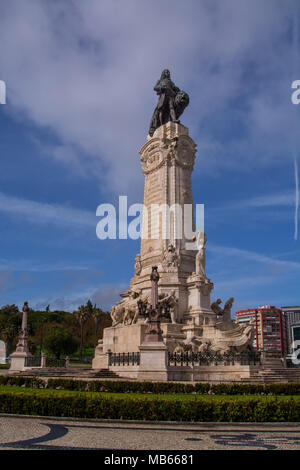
[92,308,103,347]
[74,305,89,361]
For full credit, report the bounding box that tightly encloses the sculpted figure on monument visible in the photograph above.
[195,232,207,277]
[149,69,189,136]
[163,244,179,268]
[158,290,178,323]
[111,289,150,327]
[222,297,234,321]
[124,290,150,326]
[211,298,223,316]
[111,302,125,326]
[211,297,234,320]
[134,254,142,276]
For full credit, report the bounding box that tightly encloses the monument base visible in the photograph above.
[9,351,32,371]
[137,342,168,381]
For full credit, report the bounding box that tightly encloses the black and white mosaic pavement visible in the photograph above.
[0,417,299,450]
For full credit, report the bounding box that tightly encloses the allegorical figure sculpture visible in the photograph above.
[211,298,223,316]
[211,297,234,321]
[222,297,234,322]
[149,69,189,136]
[163,244,180,268]
[195,232,207,277]
[134,254,142,276]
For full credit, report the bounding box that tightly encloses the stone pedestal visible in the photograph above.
[186,273,214,322]
[9,351,31,371]
[92,352,110,370]
[137,342,168,381]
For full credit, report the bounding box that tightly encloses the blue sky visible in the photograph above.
[0,0,299,315]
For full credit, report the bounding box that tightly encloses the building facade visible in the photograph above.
[236,306,285,356]
[281,306,300,354]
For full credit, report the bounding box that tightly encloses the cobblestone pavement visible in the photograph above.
[0,416,299,450]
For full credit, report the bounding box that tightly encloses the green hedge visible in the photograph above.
[0,388,299,421]
[46,379,200,394]
[0,376,44,388]
[44,379,300,395]
[1,376,300,395]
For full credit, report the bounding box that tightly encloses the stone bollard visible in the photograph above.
[65,356,70,368]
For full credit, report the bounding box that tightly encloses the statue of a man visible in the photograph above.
[149,69,189,136]
[154,69,179,125]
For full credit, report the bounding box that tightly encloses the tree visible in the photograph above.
[0,304,19,316]
[43,325,78,359]
[74,300,95,360]
[0,309,22,355]
[0,324,19,356]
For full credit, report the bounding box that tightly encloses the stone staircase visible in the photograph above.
[10,368,120,379]
[241,356,300,384]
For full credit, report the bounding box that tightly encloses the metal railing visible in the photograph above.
[24,356,67,368]
[108,352,140,367]
[69,355,93,364]
[45,357,66,368]
[24,356,42,367]
[167,351,261,367]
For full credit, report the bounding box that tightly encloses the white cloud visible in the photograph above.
[32,282,125,312]
[208,243,300,271]
[0,191,96,229]
[207,241,300,311]
[219,191,295,210]
[205,190,298,230]
[1,0,299,197]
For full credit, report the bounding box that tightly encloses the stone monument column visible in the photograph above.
[10,301,32,371]
[130,121,198,322]
[140,122,196,266]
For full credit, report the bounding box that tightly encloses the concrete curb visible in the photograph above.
[0,413,299,427]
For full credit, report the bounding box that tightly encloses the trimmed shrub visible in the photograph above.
[46,379,204,394]
[0,376,44,388]
[264,383,300,395]
[0,389,299,422]
[210,383,265,395]
[1,376,300,396]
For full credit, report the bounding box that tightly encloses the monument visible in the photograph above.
[10,301,32,371]
[92,70,256,381]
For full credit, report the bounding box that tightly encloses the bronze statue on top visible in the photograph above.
[149,69,189,136]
